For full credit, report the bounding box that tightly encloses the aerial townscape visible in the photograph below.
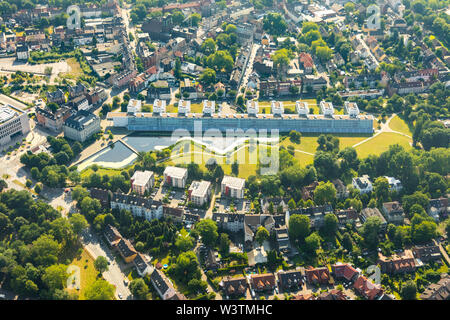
[0,0,449,304]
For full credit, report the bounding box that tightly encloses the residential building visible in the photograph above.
[384,176,403,192]
[104,224,122,248]
[413,244,442,264]
[378,250,416,274]
[46,89,65,105]
[277,269,303,292]
[428,197,448,221]
[16,44,29,60]
[334,208,359,228]
[163,206,184,223]
[63,110,100,142]
[221,176,245,199]
[202,100,215,116]
[420,274,450,300]
[305,266,331,285]
[244,214,275,243]
[134,253,153,277]
[110,192,163,221]
[295,101,309,116]
[117,238,137,263]
[90,188,112,208]
[353,275,384,300]
[35,106,72,132]
[222,277,248,298]
[188,180,211,206]
[163,166,188,188]
[68,83,87,99]
[153,99,166,115]
[70,95,90,111]
[271,101,284,116]
[247,246,268,266]
[275,227,290,253]
[332,179,348,199]
[344,101,360,117]
[127,99,142,114]
[211,212,245,233]
[352,175,373,194]
[288,204,333,229]
[130,170,155,195]
[178,99,190,115]
[0,104,31,146]
[250,273,277,292]
[150,269,178,300]
[360,207,387,230]
[331,263,359,282]
[247,100,259,116]
[381,201,405,224]
[320,101,334,117]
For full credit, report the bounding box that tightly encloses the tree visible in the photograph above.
[445,219,450,238]
[94,256,109,274]
[314,181,336,205]
[263,13,287,36]
[374,177,389,203]
[206,51,234,73]
[170,251,201,284]
[255,226,269,246]
[195,219,218,247]
[342,232,353,251]
[361,216,383,249]
[199,68,216,86]
[129,278,149,300]
[272,48,291,70]
[42,264,69,292]
[189,13,201,27]
[175,232,195,252]
[69,213,88,235]
[0,179,7,192]
[218,233,231,255]
[288,214,310,241]
[201,38,216,55]
[323,213,338,236]
[84,279,115,300]
[305,232,321,254]
[231,161,239,176]
[401,280,417,300]
[187,278,208,295]
[30,234,61,267]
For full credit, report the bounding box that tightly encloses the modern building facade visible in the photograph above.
[0,104,30,146]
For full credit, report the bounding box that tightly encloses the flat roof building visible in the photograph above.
[247,100,259,116]
[344,101,360,117]
[271,100,284,116]
[296,101,309,116]
[153,99,166,114]
[203,100,215,116]
[0,104,30,146]
[221,175,245,199]
[320,101,334,117]
[188,180,211,206]
[127,99,142,114]
[131,170,155,195]
[178,99,190,115]
[163,166,188,188]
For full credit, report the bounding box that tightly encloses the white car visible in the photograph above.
[118,293,123,299]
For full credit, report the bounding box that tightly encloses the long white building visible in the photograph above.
[0,104,30,146]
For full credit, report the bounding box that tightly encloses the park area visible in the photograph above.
[66,248,99,300]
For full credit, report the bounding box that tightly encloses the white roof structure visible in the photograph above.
[202,100,215,115]
[221,175,245,190]
[295,101,309,115]
[320,101,334,116]
[0,106,18,123]
[189,180,211,198]
[178,99,191,115]
[344,101,360,117]
[131,170,154,187]
[271,101,284,115]
[127,99,142,114]
[164,166,187,179]
[153,99,166,114]
[247,100,259,116]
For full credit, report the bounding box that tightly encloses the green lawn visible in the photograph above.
[354,132,412,159]
[80,167,124,179]
[67,248,100,300]
[389,115,412,136]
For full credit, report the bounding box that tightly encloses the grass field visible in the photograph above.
[389,115,412,136]
[354,132,412,159]
[59,58,85,80]
[80,167,124,179]
[67,248,99,300]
